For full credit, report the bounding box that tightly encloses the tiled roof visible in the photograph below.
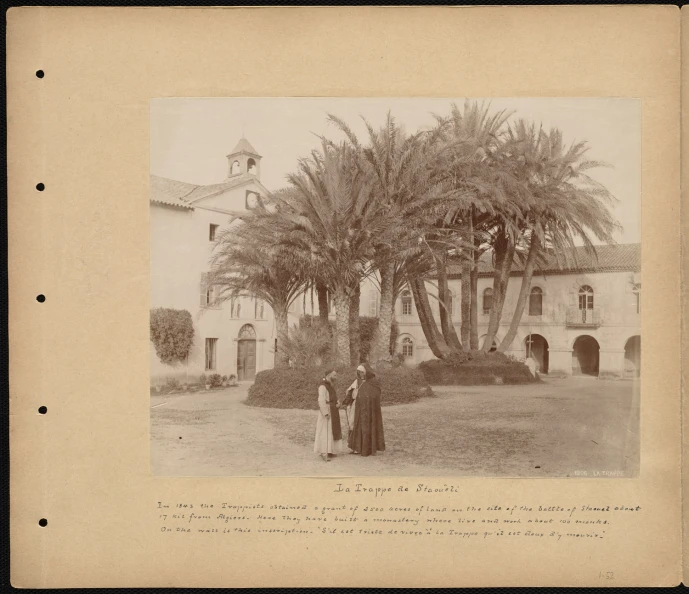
[445,243,640,278]
[150,173,270,208]
[150,175,196,210]
[184,173,257,203]
[229,137,261,157]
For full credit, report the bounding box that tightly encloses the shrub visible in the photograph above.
[245,364,433,410]
[418,351,538,386]
[199,373,208,386]
[283,321,333,367]
[209,373,223,388]
[164,376,183,392]
[150,308,194,365]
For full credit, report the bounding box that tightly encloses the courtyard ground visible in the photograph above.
[150,376,639,478]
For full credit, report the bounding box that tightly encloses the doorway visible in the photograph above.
[524,334,549,374]
[237,324,257,381]
[572,335,600,376]
[624,335,640,378]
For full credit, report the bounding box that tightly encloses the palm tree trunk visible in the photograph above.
[332,286,351,367]
[483,233,516,351]
[498,234,540,352]
[369,261,395,363]
[470,245,480,350]
[274,305,290,368]
[349,282,360,366]
[469,234,481,351]
[437,251,462,350]
[408,275,454,359]
[317,282,329,323]
[461,257,471,349]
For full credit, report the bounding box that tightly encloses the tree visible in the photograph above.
[428,100,516,353]
[326,113,451,364]
[150,308,194,365]
[497,122,619,351]
[274,140,396,366]
[207,204,308,368]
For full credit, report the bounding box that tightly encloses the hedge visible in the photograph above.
[245,365,433,410]
[418,351,538,386]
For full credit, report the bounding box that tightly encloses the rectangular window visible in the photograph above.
[205,338,218,371]
[209,224,219,241]
[255,298,266,319]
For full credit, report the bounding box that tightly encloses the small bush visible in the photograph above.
[419,351,538,386]
[209,373,223,388]
[199,374,208,386]
[164,377,183,392]
[245,365,433,410]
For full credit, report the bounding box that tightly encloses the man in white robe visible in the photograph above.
[313,369,343,461]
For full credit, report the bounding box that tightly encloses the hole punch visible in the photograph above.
[38,518,48,527]
[36,294,46,303]
[36,183,45,191]
[38,406,47,414]
[36,70,44,79]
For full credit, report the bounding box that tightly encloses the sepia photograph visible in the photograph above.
[149,97,641,478]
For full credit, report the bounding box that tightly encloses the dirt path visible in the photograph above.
[150,384,438,477]
[151,377,639,478]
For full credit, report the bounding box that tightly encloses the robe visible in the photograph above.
[342,379,362,435]
[347,377,385,456]
[313,380,343,455]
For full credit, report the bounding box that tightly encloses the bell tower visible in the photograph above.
[226,137,262,180]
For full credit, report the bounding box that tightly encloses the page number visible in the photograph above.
[599,571,614,580]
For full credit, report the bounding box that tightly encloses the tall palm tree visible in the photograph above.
[274,140,396,366]
[497,122,619,352]
[207,205,308,368]
[432,100,515,352]
[326,113,451,364]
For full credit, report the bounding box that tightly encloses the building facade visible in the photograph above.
[151,138,640,383]
[150,138,304,385]
[388,244,641,379]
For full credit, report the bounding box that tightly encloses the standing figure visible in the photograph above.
[313,369,343,461]
[342,365,366,446]
[347,363,385,457]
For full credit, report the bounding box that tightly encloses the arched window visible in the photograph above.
[401,336,414,358]
[238,324,256,339]
[483,288,493,314]
[578,285,594,310]
[632,283,641,314]
[529,286,543,316]
[247,158,257,174]
[231,160,241,175]
[401,290,413,316]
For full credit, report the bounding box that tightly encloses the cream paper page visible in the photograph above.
[8,6,681,587]
[682,6,689,586]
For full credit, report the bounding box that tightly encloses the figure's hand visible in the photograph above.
[324,413,330,418]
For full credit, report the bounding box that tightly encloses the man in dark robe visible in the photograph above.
[347,363,385,457]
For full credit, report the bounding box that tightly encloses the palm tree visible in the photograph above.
[326,113,451,364]
[273,140,396,366]
[431,100,516,352]
[207,205,308,368]
[497,122,619,352]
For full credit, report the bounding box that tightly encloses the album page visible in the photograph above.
[8,5,682,587]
